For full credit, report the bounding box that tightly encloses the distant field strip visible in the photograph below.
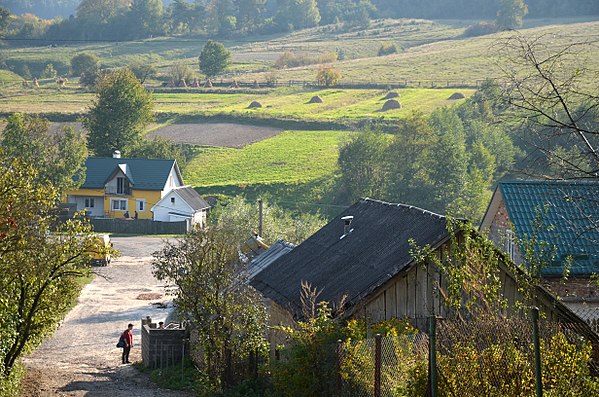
[0,88,472,120]
[184,130,354,187]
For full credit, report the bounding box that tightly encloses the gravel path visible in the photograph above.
[22,237,193,397]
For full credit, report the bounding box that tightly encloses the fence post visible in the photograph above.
[531,307,543,397]
[429,315,437,397]
[375,334,381,397]
[336,339,343,395]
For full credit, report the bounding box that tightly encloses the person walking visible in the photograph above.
[121,323,134,364]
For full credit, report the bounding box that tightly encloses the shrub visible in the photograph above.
[42,63,57,79]
[377,43,398,56]
[464,21,497,37]
[316,66,341,87]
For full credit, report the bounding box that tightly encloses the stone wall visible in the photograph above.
[141,316,189,368]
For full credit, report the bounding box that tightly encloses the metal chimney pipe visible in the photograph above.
[258,198,263,237]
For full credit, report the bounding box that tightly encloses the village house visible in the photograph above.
[249,198,586,337]
[480,180,599,320]
[64,151,209,228]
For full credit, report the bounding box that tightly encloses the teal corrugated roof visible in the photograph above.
[81,157,178,191]
[500,180,599,276]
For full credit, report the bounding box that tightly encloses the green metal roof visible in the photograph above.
[80,157,180,191]
[499,180,599,276]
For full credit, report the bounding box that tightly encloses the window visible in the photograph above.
[111,199,127,211]
[137,199,146,212]
[171,197,175,204]
[85,198,95,208]
[117,177,126,194]
[505,229,516,261]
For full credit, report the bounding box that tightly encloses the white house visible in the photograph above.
[151,186,210,230]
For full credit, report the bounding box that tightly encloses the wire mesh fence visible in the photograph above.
[332,313,599,397]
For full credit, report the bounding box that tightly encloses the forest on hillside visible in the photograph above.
[0,0,597,41]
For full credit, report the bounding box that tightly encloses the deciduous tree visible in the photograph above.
[0,113,87,193]
[496,0,528,30]
[198,40,231,78]
[84,68,154,157]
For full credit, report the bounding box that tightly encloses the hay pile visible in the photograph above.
[383,91,400,99]
[248,101,263,109]
[204,79,213,88]
[308,95,324,104]
[448,92,466,100]
[381,99,401,111]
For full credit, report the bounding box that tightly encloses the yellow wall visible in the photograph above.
[66,188,162,220]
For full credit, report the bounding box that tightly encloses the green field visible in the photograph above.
[0,87,473,122]
[185,130,354,215]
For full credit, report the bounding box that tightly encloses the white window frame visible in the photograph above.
[136,199,146,212]
[85,198,95,208]
[116,177,126,194]
[505,229,516,261]
[111,198,128,211]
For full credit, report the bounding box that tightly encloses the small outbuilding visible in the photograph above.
[151,186,210,231]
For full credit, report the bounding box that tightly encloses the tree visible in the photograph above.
[338,130,391,202]
[0,155,96,388]
[128,61,157,84]
[275,0,320,30]
[42,63,57,78]
[496,0,528,30]
[128,137,193,171]
[0,113,87,193]
[76,0,130,24]
[0,7,10,36]
[70,52,99,78]
[128,0,163,37]
[236,0,266,32]
[316,65,341,86]
[152,225,267,391]
[168,60,194,86]
[198,40,231,78]
[84,68,154,157]
[496,34,599,178]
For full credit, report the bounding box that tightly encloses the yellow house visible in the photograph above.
[64,151,184,220]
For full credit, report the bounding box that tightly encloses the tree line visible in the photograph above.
[1,0,597,42]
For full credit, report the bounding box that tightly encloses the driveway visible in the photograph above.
[22,236,193,397]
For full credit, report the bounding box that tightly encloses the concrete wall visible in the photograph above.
[140,316,189,368]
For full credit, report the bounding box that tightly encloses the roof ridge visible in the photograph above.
[500,180,599,185]
[361,197,447,219]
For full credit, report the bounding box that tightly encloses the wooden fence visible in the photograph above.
[90,218,187,235]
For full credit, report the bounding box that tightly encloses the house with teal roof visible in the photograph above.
[64,151,184,220]
[480,180,599,317]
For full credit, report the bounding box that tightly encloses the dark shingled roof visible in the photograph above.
[499,180,599,276]
[248,240,295,279]
[175,187,210,211]
[250,198,450,318]
[80,157,181,191]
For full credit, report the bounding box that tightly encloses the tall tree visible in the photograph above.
[496,34,599,178]
[0,113,87,193]
[84,68,154,157]
[76,0,130,24]
[198,40,231,78]
[128,0,163,37]
[496,0,528,30]
[236,0,266,32]
[275,0,320,30]
[0,155,95,385]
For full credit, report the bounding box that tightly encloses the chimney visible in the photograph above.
[341,215,353,237]
[257,198,263,237]
[113,150,121,159]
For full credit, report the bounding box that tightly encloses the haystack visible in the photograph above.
[204,79,213,88]
[381,99,401,111]
[448,92,466,100]
[383,91,400,99]
[248,101,262,109]
[308,95,324,104]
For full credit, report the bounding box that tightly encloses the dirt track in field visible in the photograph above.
[22,237,193,397]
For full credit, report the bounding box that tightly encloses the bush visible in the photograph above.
[464,21,497,37]
[316,66,341,87]
[377,43,398,56]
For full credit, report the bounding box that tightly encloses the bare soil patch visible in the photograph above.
[22,236,193,397]
[148,122,283,148]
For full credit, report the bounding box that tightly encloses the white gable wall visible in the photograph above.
[152,190,194,222]
[160,166,184,198]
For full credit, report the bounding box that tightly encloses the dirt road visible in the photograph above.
[22,236,193,397]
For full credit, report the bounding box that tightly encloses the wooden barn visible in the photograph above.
[250,198,589,332]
